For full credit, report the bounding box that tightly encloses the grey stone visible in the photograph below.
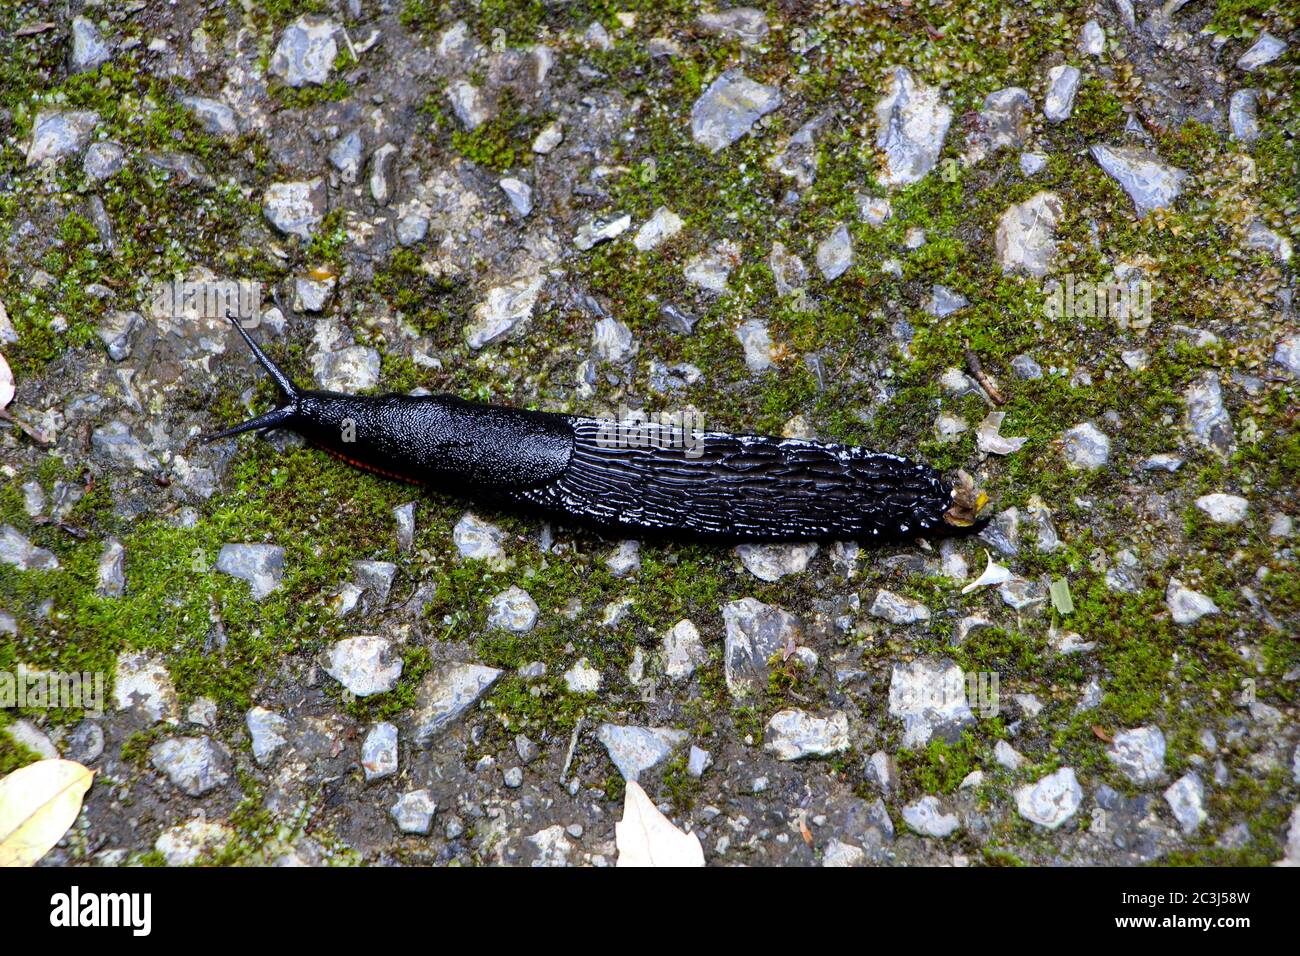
[96,538,125,597]
[466,274,546,349]
[92,421,160,472]
[865,751,899,796]
[245,706,289,765]
[563,659,601,693]
[329,130,364,184]
[498,177,533,216]
[927,285,968,317]
[1019,151,1048,175]
[823,839,866,867]
[768,241,808,296]
[874,67,952,186]
[113,651,178,724]
[690,69,782,153]
[1043,65,1082,122]
[294,276,334,313]
[390,789,436,834]
[1015,767,1082,828]
[149,736,231,796]
[1080,20,1105,56]
[532,121,563,154]
[369,143,399,206]
[311,345,380,392]
[1165,772,1206,834]
[361,722,398,781]
[687,745,713,778]
[410,663,502,745]
[180,97,238,137]
[596,723,688,781]
[515,734,539,764]
[605,540,641,577]
[1244,220,1292,262]
[736,543,818,582]
[1195,493,1248,525]
[503,766,524,788]
[1061,422,1111,469]
[764,709,850,760]
[592,316,637,362]
[967,87,1031,161]
[1142,453,1183,472]
[453,512,506,561]
[70,17,113,73]
[816,223,854,280]
[633,207,683,251]
[488,586,539,632]
[323,636,403,696]
[262,179,327,239]
[1166,578,1219,625]
[1108,726,1166,784]
[83,141,125,181]
[889,659,974,747]
[0,524,59,571]
[1184,372,1233,454]
[697,8,769,46]
[97,310,141,361]
[1011,354,1043,379]
[270,16,339,87]
[996,191,1062,276]
[1236,32,1286,71]
[684,240,740,292]
[447,80,490,130]
[524,825,573,866]
[1229,90,1260,143]
[769,114,828,187]
[902,796,960,837]
[66,721,105,764]
[1090,144,1186,215]
[155,819,232,865]
[995,740,1026,770]
[721,597,800,697]
[662,619,706,680]
[869,589,930,625]
[1274,333,1300,379]
[27,110,100,165]
[575,214,631,251]
[215,543,284,599]
[735,319,774,372]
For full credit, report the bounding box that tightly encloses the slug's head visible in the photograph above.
[942,469,990,531]
[202,315,302,442]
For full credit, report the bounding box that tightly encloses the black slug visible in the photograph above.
[207,319,988,543]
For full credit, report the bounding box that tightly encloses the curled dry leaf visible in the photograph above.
[615,779,705,867]
[961,549,1012,594]
[975,411,1026,456]
[0,758,94,866]
[0,351,14,410]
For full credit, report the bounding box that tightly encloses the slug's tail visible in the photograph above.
[202,316,301,443]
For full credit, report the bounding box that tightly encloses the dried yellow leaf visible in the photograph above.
[0,758,94,866]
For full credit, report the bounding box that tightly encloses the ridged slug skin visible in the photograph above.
[491,419,956,542]
[209,319,972,544]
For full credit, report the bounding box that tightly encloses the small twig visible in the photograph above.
[0,408,54,445]
[963,341,1006,406]
[560,717,584,784]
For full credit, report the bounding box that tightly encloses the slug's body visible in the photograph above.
[209,321,986,543]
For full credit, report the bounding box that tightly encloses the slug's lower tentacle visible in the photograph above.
[208,318,987,544]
